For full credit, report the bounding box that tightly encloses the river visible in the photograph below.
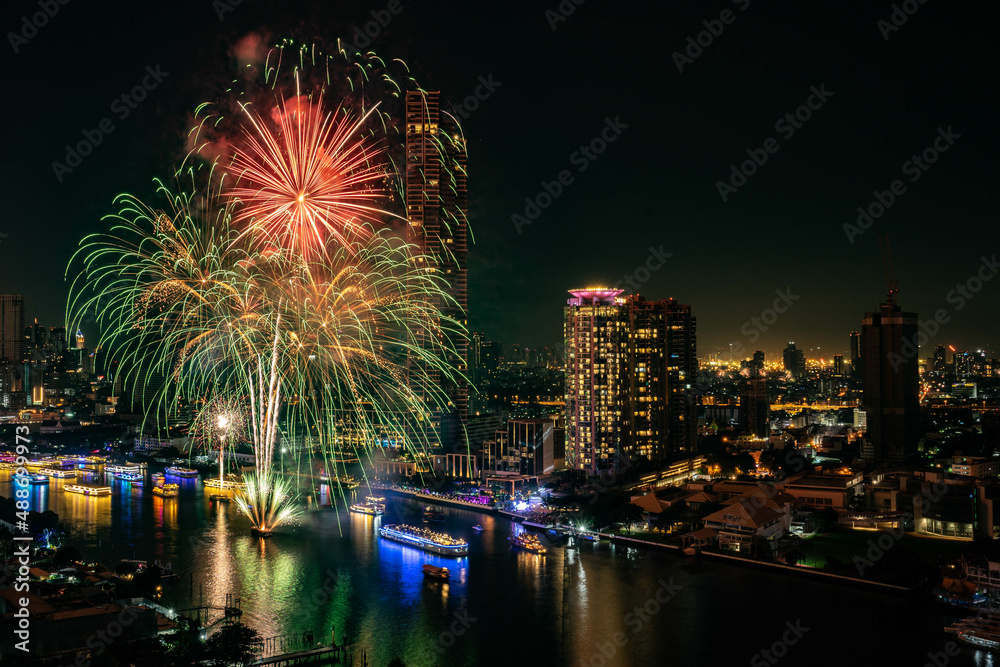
[7,471,995,667]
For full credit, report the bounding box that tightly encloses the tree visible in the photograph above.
[812,508,839,533]
[206,622,262,666]
[613,503,645,533]
[53,545,81,565]
[783,550,805,566]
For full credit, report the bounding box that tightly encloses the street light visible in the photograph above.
[217,414,232,485]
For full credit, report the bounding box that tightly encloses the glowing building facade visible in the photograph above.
[565,289,627,474]
[405,90,469,450]
[565,290,698,475]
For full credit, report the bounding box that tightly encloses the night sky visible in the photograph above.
[2,0,997,361]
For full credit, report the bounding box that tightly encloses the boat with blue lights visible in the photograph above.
[164,467,199,478]
[13,473,49,486]
[378,524,468,556]
[114,471,144,484]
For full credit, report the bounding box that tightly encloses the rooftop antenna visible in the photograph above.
[878,235,899,306]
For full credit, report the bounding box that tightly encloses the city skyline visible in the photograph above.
[2,0,998,357]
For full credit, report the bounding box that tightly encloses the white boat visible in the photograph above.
[164,467,199,478]
[39,468,77,479]
[105,463,144,474]
[378,524,468,556]
[65,484,111,497]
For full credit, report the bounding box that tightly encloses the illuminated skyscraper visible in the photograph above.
[861,294,920,463]
[565,288,627,474]
[75,329,85,350]
[405,90,469,449]
[0,294,25,364]
[622,295,698,463]
[565,290,697,474]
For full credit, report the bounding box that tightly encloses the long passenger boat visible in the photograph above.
[105,463,145,474]
[39,468,77,479]
[164,467,199,478]
[378,524,468,556]
[65,484,112,497]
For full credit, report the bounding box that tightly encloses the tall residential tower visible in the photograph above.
[405,90,469,450]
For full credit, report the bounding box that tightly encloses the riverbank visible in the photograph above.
[422,493,925,592]
[372,484,498,512]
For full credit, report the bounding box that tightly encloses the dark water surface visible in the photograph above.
[9,472,996,667]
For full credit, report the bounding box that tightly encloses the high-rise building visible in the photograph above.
[508,418,557,476]
[75,329,85,350]
[564,288,627,474]
[0,295,25,364]
[861,294,920,463]
[850,331,862,384]
[622,295,667,465]
[405,90,469,450]
[565,290,697,474]
[833,355,844,377]
[750,350,765,376]
[662,298,697,454]
[740,376,769,438]
[932,345,947,374]
[783,342,805,380]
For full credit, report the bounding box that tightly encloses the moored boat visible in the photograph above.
[114,471,144,483]
[379,524,468,556]
[946,617,1000,651]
